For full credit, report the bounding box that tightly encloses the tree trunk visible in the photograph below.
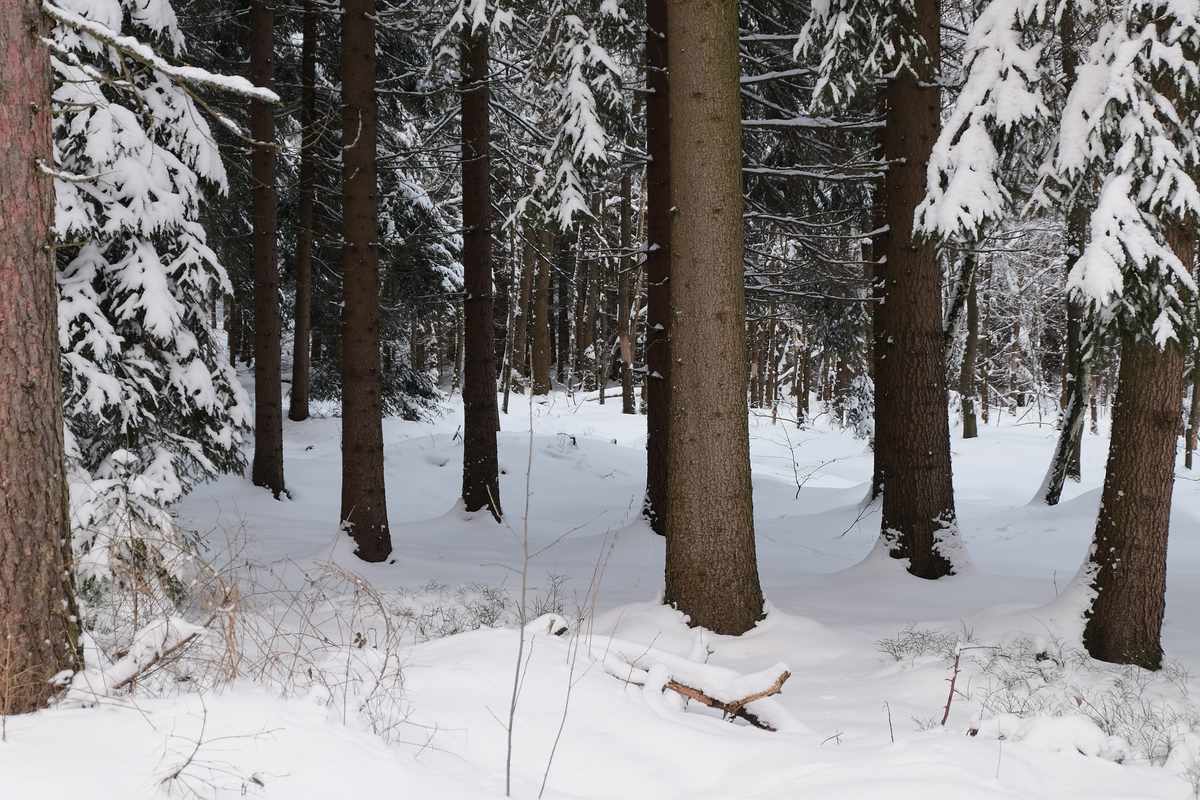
[531,229,554,395]
[0,0,82,712]
[644,0,671,536]
[1186,353,1199,470]
[556,235,572,385]
[619,168,636,414]
[340,0,391,561]
[250,0,286,498]
[460,25,501,520]
[513,222,534,380]
[1042,0,1090,504]
[959,260,979,439]
[1083,324,1188,669]
[663,0,763,635]
[873,0,959,577]
[289,0,317,423]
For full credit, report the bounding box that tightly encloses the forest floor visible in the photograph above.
[6,388,1200,799]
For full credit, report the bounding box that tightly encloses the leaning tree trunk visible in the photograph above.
[663,0,764,635]
[0,0,82,712]
[289,0,317,422]
[459,25,501,520]
[959,261,979,439]
[873,0,960,578]
[643,0,671,536]
[250,0,285,498]
[340,0,391,561]
[1041,0,1090,505]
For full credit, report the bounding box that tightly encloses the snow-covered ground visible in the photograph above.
[6,391,1200,799]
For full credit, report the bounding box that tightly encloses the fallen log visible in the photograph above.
[664,670,791,731]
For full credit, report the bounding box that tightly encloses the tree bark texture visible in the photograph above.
[663,0,764,636]
[289,0,317,422]
[0,0,82,713]
[340,0,391,561]
[532,229,554,394]
[959,260,979,440]
[873,0,959,578]
[250,0,285,497]
[619,168,636,414]
[644,0,671,536]
[460,26,502,520]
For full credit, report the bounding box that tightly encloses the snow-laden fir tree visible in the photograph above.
[46,1,262,611]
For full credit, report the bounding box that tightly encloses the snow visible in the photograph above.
[5,390,1200,798]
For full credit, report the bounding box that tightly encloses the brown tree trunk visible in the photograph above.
[340,0,391,561]
[619,168,636,414]
[556,235,572,385]
[250,0,285,498]
[289,0,317,423]
[513,221,534,379]
[227,297,241,363]
[0,0,82,712]
[644,0,671,536]
[663,0,763,635]
[873,0,959,577]
[1043,0,1090,504]
[460,26,501,520]
[959,261,979,439]
[1083,322,1187,669]
[532,229,554,394]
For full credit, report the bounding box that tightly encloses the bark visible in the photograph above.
[532,229,554,394]
[619,168,636,414]
[289,0,317,422]
[873,0,959,578]
[959,260,979,440]
[340,0,391,561]
[663,0,764,635]
[0,0,82,712]
[513,221,534,379]
[459,26,501,520]
[556,235,572,384]
[1083,320,1188,669]
[644,0,671,536]
[1042,0,1090,504]
[1187,354,1199,470]
[250,0,285,498]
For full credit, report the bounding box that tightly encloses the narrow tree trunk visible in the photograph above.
[460,25,501,520]
[340,0,391,561]
[873,0,959,577]
[556,235,572,386]
[531,229,554,395]
[618,168,636,414]
[513,219,534,379]
[1042,0,1090,504]
[959,262,979,439]
[644,0,671,536]
[0,0,82,712]
[289,0,317,422]
[227,296,241,363]
[250,0,285,498]
[1186,353,1199,470]
[663,0,763,635]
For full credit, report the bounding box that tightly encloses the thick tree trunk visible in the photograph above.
[873,0,959,577]
[1083,325,1187,669]
[959,262,979,439]
[619,169,636,414]
[250,0,285,498]
[0,0,82,712]
[663,0,763,635]
[644,0,671,536]
[340,0,391,561]
[289,0,317,422]
[460,26,501,520]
